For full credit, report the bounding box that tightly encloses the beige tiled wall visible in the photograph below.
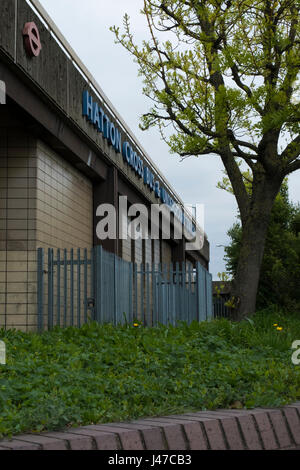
[35,140,93,249]
[0,130,37,331]
[0,130,93,331]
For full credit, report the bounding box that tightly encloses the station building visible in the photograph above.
[0,0,210,331]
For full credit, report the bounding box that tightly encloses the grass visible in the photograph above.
[0,307,299,438]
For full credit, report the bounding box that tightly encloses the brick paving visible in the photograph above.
[0,402,299,450]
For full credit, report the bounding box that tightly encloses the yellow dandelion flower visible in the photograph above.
[133,323,139,327]
[273,324,278,327]
[276,327,283,331]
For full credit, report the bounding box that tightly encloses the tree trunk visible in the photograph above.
[230,179,282,321]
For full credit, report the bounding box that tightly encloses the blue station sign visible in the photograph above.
[82,90,195,234]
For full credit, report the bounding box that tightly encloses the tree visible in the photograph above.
[224,182,300,309]
[112,0,300,320]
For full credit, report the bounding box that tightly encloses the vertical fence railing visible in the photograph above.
[48,248,54,330]
[37,246,213,331]
[134,261,212,327]
[37,248,44,333]
[213,295,233,318]
[38,247,94,331]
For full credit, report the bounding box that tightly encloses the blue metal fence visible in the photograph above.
[37,246,213,331]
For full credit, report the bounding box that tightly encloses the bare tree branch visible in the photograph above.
[230,64,264,116]
[284,159,300,176]
[281,134,300,169]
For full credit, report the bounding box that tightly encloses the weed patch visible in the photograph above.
[0,309,299,438]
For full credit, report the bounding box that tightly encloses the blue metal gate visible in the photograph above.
[37,246,213,331]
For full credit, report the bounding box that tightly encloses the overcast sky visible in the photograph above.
[38,0,299,280]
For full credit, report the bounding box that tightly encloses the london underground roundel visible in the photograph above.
[23,22,42,57]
